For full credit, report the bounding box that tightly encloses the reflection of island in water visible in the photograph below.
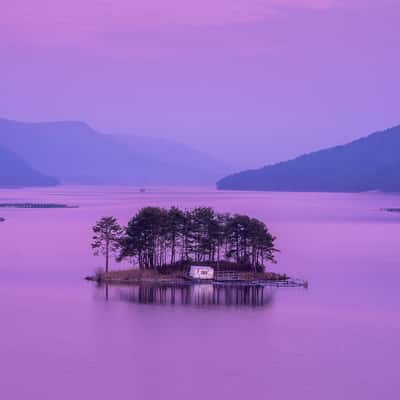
[96,284,274,308]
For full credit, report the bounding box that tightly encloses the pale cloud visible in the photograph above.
[1,0,338,46]
[272,0,336,9]
[1,0,393,48]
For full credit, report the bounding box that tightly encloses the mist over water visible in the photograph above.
[1,186,400,399]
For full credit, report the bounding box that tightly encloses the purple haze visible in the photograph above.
[1,187,400,399]
[1,1,400,167]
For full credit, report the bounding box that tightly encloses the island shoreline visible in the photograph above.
[85,268,308,288]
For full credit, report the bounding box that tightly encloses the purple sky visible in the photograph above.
[1,0,399,168]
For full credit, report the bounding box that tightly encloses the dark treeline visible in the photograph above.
[92,207,278,272]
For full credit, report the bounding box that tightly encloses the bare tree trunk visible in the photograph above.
[171,236,176,265]
[105,239,109,273]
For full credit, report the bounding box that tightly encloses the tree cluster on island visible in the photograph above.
[92,206,278,274]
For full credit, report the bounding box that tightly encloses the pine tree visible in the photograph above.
[92,216,123,273]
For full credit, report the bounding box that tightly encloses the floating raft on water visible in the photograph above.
[213,279,308,288]
[0,203,79,209]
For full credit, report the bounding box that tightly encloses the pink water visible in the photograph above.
[1,186,399,399]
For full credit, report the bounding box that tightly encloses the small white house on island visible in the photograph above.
[189,265,214,280]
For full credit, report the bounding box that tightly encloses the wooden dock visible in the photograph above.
[214,271,241,282]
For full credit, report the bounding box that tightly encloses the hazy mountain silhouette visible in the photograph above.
[0,145,58,187]
[0,118,229,186]
[217,125,400,192]
[112,134,230,185]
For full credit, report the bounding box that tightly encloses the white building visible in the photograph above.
[189,265,215,280]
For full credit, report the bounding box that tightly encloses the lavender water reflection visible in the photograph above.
[95,283,274,307]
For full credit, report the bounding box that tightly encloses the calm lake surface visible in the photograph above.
[1,186,399,399]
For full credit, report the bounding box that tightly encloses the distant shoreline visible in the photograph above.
[0,203,78,209]
[382,208,400,213]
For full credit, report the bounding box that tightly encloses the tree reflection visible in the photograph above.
[96,283,274,308]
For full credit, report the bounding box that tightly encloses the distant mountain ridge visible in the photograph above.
[0,118,230,186]
[0,144,58,187]
[217,125,400,192]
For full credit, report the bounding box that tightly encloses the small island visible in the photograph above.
[87,206,307,288]
[382,208,400,213]
[0,217,5,222]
